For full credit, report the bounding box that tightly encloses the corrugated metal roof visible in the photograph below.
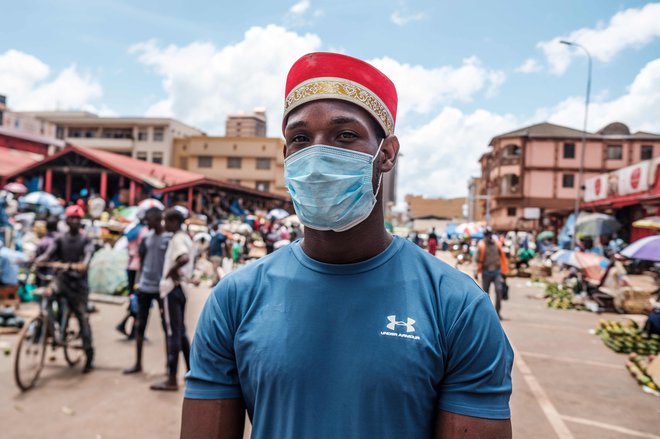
[0,146,42,177]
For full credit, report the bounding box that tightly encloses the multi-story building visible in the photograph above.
[466,177,485,222]
[173,136,287,196]
[18,111,204,165]
[0,95,64,155]
[225,108,267,137]
[479,121,660,231]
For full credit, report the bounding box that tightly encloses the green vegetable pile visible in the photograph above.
[545,282,575,310]
[596,320,660,355]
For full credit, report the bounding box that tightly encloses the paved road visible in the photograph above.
[1,253,658,438]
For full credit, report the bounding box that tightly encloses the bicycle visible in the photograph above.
[14,262,85,391]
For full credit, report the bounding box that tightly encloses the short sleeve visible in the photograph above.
[184,279,243,399]
[437,294,513,419]
[170,233,190,261]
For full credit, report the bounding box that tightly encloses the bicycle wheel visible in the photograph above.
[62,311,84,366]
[14,316,47,391]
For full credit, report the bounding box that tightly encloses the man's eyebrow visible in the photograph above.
[286,120,306,130]
[330,116,360,125]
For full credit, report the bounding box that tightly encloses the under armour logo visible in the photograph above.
[387,315,416,333]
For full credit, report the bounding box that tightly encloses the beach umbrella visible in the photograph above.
[632,216,660,231]
[575,213,620,237]
[19,191,59,207]
[455,222,484,236]
[268,208,290,220]
[574,251,608,280]
[550,249,579,267]
[3,182,28,194]
[621,235,660,262]
[537,231,555,241]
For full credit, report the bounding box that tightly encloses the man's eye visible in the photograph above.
[338,132,357,140]
[290,135,308,143]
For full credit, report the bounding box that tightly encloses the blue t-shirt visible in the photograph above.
[185,236,513,438]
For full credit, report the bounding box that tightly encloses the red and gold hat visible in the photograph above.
[283,52,398,135]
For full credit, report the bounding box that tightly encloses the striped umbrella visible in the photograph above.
[621,235,660,262]
[455,222,484,236]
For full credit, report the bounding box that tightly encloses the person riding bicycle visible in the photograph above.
[35,205,95,373]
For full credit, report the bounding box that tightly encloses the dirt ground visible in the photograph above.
[1,253,658,438]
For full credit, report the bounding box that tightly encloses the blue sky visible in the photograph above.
[3,0,660,200]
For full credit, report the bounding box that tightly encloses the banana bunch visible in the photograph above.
[545,282,575,310]
[625,353,658,391]
[596,320,660,355]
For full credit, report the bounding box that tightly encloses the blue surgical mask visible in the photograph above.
[284,140,384,232]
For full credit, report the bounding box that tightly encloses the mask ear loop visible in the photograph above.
[372,138,385,196]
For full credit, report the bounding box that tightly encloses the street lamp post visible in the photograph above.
[560,40,592,250]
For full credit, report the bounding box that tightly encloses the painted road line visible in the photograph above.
[520,351,624,370]
[562,415,660,439]
[512,345,575,439]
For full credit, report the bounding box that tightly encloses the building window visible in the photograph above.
[563,143,575,159]
[179,157,188,169]
[136,151,148,161]
[641,145,653,160]
[153,127,164,142]
[256,181,270,192]
[197,156,213,168]
[152,152,163,164]
[56,126,64,139]
[507,207,516,217]
[606,144,622,160]
[227,157,242,169]
[503,144,521,157]
[138,129,148,141]
[562,173,575,188]
[256,158,271,170]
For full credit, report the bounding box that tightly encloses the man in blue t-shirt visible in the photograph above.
[182,53,513,439]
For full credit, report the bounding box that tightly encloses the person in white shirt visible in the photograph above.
[151,208,194,391]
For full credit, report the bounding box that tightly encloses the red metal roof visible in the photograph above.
[0,146,42,177]
[4,144,203,188]
[77,146,203,188]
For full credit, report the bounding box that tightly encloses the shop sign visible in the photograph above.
[617,162,649,196]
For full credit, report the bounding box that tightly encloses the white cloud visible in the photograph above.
[130,25,322,134]
[397,108,518,198]
[289,0,310,14]
[390,10,427,26]
[537,2,660,74]
[516,58,542,74]
[0,49,102,110]
[132,26,504,137]
[370,56,506,122]
[533,57,660,133]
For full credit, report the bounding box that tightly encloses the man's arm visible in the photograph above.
[434,411,511,439]
[181,398,245,439]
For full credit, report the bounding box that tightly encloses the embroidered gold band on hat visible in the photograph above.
[284,77,394,135]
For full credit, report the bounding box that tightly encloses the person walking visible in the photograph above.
[115,219,147,338]
[123,207,170,375]
[181,52,513,439]
[208,223,226,285]
[150,208,193,391]
[36,205,95,373]
[427,227,438,256]
[476,228,509,320]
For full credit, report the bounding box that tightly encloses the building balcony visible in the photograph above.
[65,137,134,152]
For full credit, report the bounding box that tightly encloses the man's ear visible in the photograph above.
[380,135,400,172]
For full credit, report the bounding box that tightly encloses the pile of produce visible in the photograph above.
[545,282,576,310]
[625,353,658,391]
[0,307,25,329]
[596,320,660,355]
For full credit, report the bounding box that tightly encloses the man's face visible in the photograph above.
[146,212,162,230]
[66,216,81,231]
[284,100,386,192]
[284,100,382,157]
[164,217,180,233]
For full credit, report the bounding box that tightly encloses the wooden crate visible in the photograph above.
[0,285,20,309]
